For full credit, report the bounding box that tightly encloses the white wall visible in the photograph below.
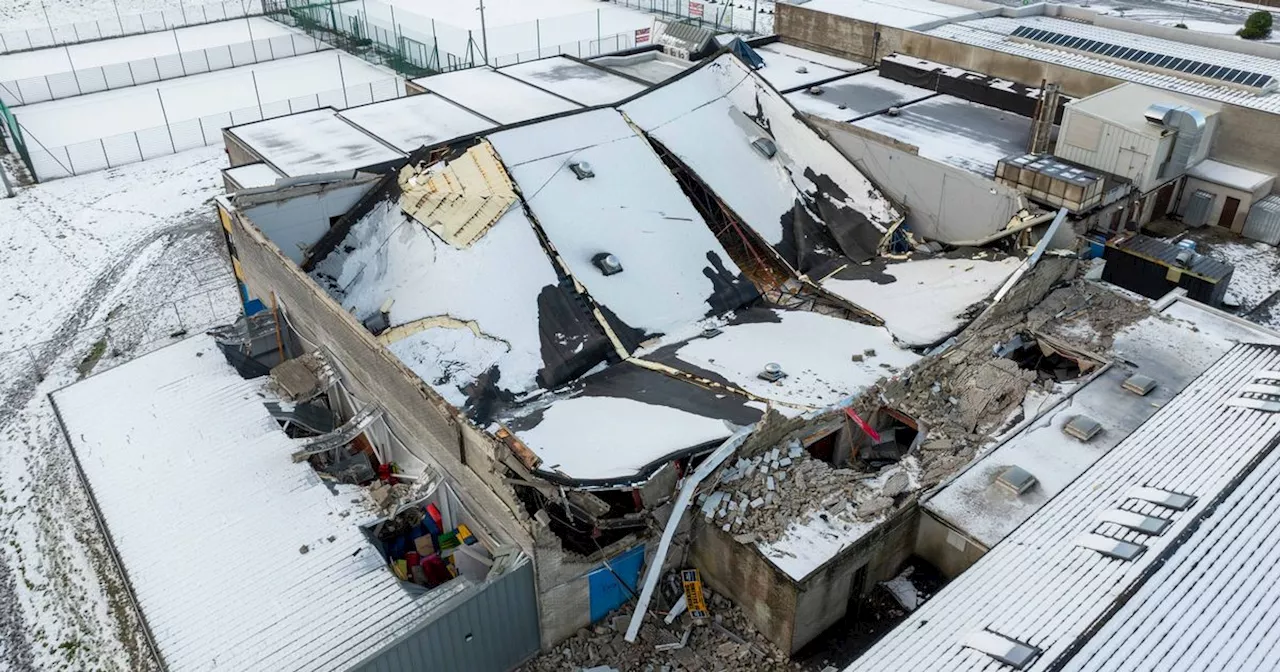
[241,181,376,264]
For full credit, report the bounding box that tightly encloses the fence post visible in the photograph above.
[179,0,188,26]
[173,30,188,76]
[536,19,540,57]
[40,2,54,40]
[126,60,137,86]
[597,8,602,54]
[157,89,177,153]
[133,131,144,160]
[43,76,53,102]
[100,138,110,169]
[199,117,207,145]
[247,15,259,62]
[251,70,264,117]
[65,147,76,176]
[336,51,348,107]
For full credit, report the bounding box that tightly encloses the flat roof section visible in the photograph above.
[754,42,866,91]
[797,0,976,28]
[1187,158,1276,192]
[589,51,693,84]
[224,162,283,189]
[852,94,1031,176]
[52,336,467,672]
[498,56,647,106]
[1067,82,1219,134]
[786,71,936,122]
[338,93,496,152]
[229,109,404,177]
[411,68,582,124]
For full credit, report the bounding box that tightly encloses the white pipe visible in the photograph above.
[947,209,1058,248]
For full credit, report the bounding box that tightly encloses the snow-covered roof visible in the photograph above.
[224,162,284,189]
[497,56,647,106]
[621,53,901,276]
[797,0,978,28]
[228,109,405,177]
[640,308,919,410]
[338,93,496,152]
[51,336,466,672]
[411,67,582,124]
[785,71,935,123]
[589,51,693,84]
[851,94,1032,177]
[1067,82,1220,134]
[311,197,608,415]
[849,341,1280,672]
[924,16,1280,115]
[925,297,1280,548]
[754,42,867,92]
[489,108,758,340]
[500,362,763,482]
[1187,158,1276,192]
[821,254,1022,347]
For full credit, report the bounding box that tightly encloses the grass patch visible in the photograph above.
[76,338,107,378]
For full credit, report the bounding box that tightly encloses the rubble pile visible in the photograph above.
[520,589,800,672]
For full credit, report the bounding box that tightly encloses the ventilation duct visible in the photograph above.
[1146,103,1206,179]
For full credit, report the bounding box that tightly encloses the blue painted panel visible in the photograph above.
[588,544,645,623]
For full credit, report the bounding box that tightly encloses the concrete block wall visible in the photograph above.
[914,510,988,579]
[691,521,800,651]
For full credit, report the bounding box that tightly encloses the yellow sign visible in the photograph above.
[681,568,709,620]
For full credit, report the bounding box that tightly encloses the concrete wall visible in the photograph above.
[223,129,262,168]
[810,116,1024,243]
[914,510,988,579]
[239,182,375,264]
[691,521,800,651]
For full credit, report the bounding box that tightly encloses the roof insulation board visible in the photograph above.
[753,42,866,91]
[925,300,1280,548]
[311,197,608,414]
[488,107,757,340]
[925,16,1280,115]
[796,0,976,28]
[338,92,497,152]
[228,108,405,177]
[785,71,936,122]
[51,335,467,672]
[621,54,900,276]
[847,342,1280,672]
[411,67,582,124]
[498,56,647,106]
[639,308,919,410]
[850,93,1032,177]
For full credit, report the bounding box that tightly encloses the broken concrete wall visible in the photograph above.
[532,524,648,648]
[810,116,1027,244]
[226,206,533,553]
[691,521,800,652]
[915,510,988,579]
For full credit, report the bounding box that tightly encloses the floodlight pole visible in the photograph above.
[1,164,14,198]
[478,0,489,65]
[752,0,758,34]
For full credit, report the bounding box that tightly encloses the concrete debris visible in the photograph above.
[856,496,894,519]
[880,472,910,498]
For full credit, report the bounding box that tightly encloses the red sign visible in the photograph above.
[635,27,651,44]
[689,1,704,18]
[845,407,882,443]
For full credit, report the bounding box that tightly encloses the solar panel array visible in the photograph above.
[1011,25,1276,89]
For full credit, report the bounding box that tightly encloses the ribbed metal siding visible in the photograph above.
[1243,195,1280,246]
[352,561,541,672]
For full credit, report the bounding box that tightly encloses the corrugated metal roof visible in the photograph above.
[925,16,1280,114]
[1243,194,1280,246]
[848,342,1280,672]
[52,336,466,672]
[398,141,518,249]
[1109,233,1233,282]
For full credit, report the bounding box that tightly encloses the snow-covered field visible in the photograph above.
[0,147,243,671]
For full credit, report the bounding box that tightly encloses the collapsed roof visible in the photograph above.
[305,51,1022,483]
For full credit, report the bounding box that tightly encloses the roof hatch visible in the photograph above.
[963,630,1041,669]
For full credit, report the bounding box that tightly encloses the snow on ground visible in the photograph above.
[0,146,242,671]
[13,51,395,148]
[0,17,294,81]
[822,255,1023,347]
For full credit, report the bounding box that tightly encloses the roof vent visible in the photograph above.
[701,327,723,339]
[1078,532,1146,561]
[807,85,823,95]
[996,466,1038,495]
[963,630,1041,670]
[1122,374,1157,396]
[362,311,390,336]
[1129,486,1196,511]
[1063,415,1102,441]
[1098,509,1172,536]
[795,65,808,74]
[569,161,595,180]
[886,106,901,117]
[751,137,778,159]
[592,252,623,276]
[758,362,787,382]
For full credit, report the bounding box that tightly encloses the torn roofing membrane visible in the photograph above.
[640,307,920,409]
[310,198,609,416]
[488,108,759,343]
[621,54,901,278]
[499,362,764,482]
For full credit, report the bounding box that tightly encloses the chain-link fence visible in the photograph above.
[488,32,634,68]
[1,33,326,107]
[17,76,403,181]
[609,0,774,35]
[0,282,242,395]
[0,0,267,54]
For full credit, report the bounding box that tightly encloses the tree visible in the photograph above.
[1238,11,1273,40]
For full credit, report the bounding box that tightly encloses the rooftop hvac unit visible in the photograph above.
[1145,103,1207,179]
[1184,189,1214,227]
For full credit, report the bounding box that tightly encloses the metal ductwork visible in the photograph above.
[1145,103,1207,179]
